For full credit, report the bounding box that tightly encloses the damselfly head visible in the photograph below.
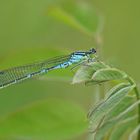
[89,48,96,54]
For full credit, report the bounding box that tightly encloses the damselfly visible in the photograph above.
[0,48,96,89]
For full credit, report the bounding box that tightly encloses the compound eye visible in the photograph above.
[91,48,96,53]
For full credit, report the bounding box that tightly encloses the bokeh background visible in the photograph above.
[0,0,139,140]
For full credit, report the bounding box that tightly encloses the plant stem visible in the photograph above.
[127,76,140,140]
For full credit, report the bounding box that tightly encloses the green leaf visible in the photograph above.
[92,68,127,81]
[72,62,108,84]
[95,116,137,140]
[47,1,99,36]
[88,84,135,132]
[105,83,131,99]
[94,99,140,140]
[109,116,137,140]
[87,100,105,119]
[0,99,87,140]
[105,96,135,120]
[129,124,140,140]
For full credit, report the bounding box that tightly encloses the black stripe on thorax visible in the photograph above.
[72,52,86,56]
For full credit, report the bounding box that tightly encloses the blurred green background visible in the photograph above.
[0,0,139,140]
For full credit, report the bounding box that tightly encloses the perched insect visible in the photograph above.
[0,48,96,89]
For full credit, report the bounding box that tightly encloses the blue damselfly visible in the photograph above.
[0,48,96,89]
